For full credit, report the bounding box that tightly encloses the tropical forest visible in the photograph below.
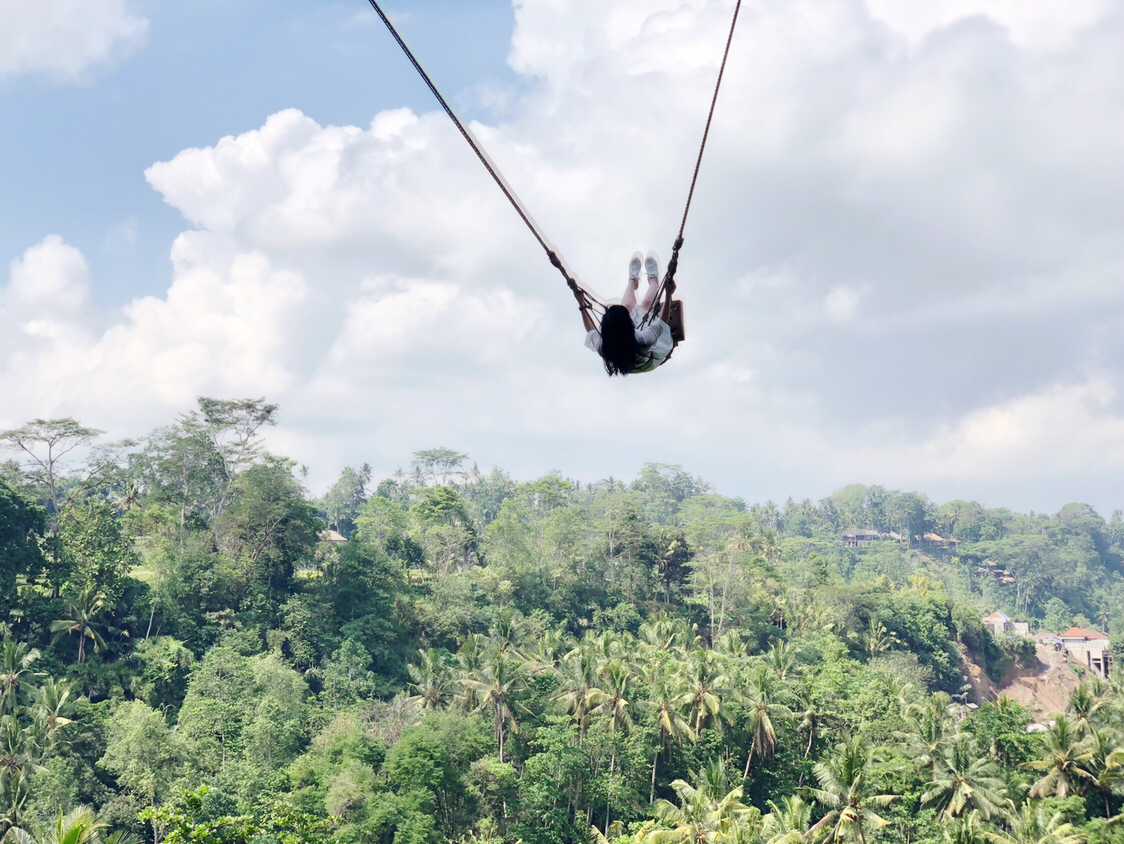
[4,398,1124,844]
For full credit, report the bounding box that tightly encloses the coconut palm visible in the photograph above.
[524,627,566,675]
[900,691,958,773]
[3,806,107,844]
[922,734,1011,820]
[460,647,527,763]
[740,664,792,778]
[983,801,1084,844]
[0,640,40,716]
[594,656,634,831]
[645,665,694,804]
[1024,715,1095,798]
[647,759,759,844]
[944,810,987,844]
[29,678,81,749]
[796,691,827,759]
[553,638,605,745]
[1067,684,1105,737]
[676,648,731,736]
[406,648,456,712]
[1082,726,1124,817]
[764,641,798,682]
[49,586,108,664]
[455,633,487,712]
[807,735,898,844]
[760,795,811,844]
[0,716,41,833]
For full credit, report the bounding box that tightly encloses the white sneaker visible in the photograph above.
[645,250,661,281]
[629,251,643,282]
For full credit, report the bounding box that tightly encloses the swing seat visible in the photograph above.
[669,299,685,344]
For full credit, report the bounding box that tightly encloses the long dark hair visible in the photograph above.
[598,305,639,376]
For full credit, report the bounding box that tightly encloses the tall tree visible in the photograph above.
[807,736,898,844]
[48,587,107,664]
[922,735,1010,821]
[741,664,792,778]
[983,802,1084,844]
[0,640,39,716]
[460,648,526,763]
[1024,715,1095,798]
[0,420,104,520]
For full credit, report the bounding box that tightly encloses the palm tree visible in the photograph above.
[594,656,634,832]
[922,734,1010,821]
[3,806,106,844]
[644,663,694,804]
[646,759,759,844]
[944,810,987,844]
[0,716,41,833]
[1082,726,1124,817]
[901,691,958,773]
[524,627,566,675]
[796,691,826,759]
[455,633,487,712]
[760,795,811,844]
[983,802,1084,844]
[1024,715,1095,798]
[861,619,900,660]
[741,664,792,778]
[29,678,81,749]
[675,648,731,737]
[460,648,527,763]
[406,648,456,712]
[487,614,526,658]
[1067,684,1104,737]
[0,640,40,716]
[553,638,604,745]
[807,736,898,844]
[49,587,108,664]
[764,641,798,682]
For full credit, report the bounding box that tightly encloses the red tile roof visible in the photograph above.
[1060,627,1107,640]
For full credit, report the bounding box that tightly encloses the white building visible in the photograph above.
[983,611,1030,637]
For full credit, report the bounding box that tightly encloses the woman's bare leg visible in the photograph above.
[622,278,638,311]
[640,275,660,311]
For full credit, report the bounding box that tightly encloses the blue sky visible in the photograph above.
[2,1,520,305]
[3,0,1124,515]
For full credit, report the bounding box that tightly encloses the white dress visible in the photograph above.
[585,306,675,373]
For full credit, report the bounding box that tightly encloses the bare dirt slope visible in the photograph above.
[990,644,1083,719]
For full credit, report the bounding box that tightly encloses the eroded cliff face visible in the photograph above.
[963,643,1084,719]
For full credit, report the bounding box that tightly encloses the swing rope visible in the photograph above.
[641,0,743,328]
[365,0,603,315]
[365,0,742,325]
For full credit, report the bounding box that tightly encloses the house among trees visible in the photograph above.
[921,531,959,548]
[982,610,1030,637]
[1057,627,1114,677]
[841,528,884,547]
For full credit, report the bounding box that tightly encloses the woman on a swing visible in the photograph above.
[583,251,676,376]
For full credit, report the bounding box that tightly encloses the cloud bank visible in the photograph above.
[3,0,1124,512]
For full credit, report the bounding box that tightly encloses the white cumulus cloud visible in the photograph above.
[0,0,148,82]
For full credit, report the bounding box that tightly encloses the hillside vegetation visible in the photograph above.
[3,398,1124,844]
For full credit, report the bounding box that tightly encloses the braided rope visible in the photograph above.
[640,0,743,329]
[366,0,603,315]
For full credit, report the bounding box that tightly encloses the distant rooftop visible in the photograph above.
[1060,626,1107,640]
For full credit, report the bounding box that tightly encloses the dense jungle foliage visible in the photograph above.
[3,398,1124,844]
